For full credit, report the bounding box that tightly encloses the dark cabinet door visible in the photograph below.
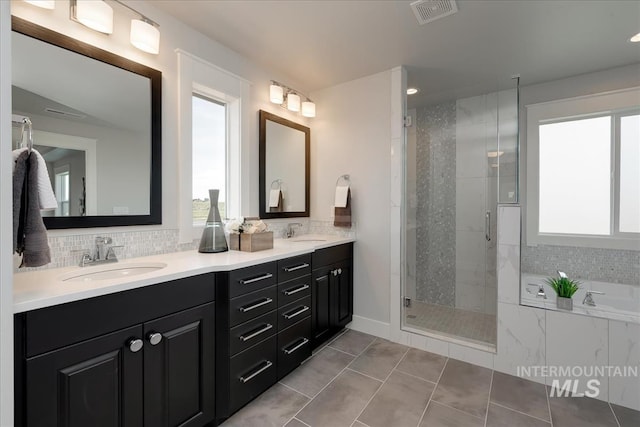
[25,325,144,427]
[311,266,332,347]
[143,303,215,427]
[332,260,353,328]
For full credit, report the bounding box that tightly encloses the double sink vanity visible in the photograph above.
[13,236,354,426]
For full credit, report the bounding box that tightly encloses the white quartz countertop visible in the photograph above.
[14,235,355,314]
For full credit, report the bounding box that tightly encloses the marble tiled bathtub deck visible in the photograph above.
[405,300,497,347]
[221,329,638,427]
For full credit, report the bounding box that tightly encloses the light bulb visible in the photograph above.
[287,93,301,112]
[130,19,160,54]
[270,84,283,104]
[302,101,316,118]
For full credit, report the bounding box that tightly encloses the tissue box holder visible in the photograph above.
[229,231,273,252]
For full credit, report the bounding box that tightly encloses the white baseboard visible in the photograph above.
[348,315,391,340]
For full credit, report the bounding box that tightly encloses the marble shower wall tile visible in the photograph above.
[546,310,609,401]
[608,321,640,411]
[497,243,520,304]
[494,302,546,383]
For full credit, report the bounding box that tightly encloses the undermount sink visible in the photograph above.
[289,238,327,242]
[58,262,168,282]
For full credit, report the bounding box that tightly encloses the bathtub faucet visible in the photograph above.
[527,284,547,299]
[583,290,605,307]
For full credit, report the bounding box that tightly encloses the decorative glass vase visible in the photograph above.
[198,189,228,253]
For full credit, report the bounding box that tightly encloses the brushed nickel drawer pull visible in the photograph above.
[283,306,310,320]
[239,323,273,342]
[283,284,310,296]
[239,360,273,383]
[238,297,273,313]
[283,263,310,272]
[239,273,273,285]
[283,338,309,355]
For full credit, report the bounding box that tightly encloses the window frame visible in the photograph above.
[191,92,229,226]
[525,87,640,250]
[177,50,251,244]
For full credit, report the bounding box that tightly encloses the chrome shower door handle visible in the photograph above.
[485,211,491,242]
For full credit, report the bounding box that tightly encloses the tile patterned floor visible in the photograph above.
[405,300,497,346]
[221,329,639,427]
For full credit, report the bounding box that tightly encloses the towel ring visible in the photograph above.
[271,179,282,190]
[335,174,350,187]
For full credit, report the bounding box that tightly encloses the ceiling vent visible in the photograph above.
[44,108,86,119]
[410,0,458,25]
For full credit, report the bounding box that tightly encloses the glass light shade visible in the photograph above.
[630,32,640,42]
[24,0,55,9]
[130,19,160,54]
[270,84,283,104]
[74,0,113,34]
[302,101,316,118]
[287,93,301,112]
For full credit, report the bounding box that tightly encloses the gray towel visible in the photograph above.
[13,150,50,267]
[334,188,352,228]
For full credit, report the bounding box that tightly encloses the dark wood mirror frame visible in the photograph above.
[259,110,310,219]
[12,16,162,229]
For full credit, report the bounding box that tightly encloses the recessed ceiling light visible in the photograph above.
[407,87,420,95]
[630,32,640,42]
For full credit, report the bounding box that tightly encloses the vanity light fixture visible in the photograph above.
[70,0,114,34]
[69,0,161,54]
[269,81,316,118]
[630,32,640,42]
[24,0,55,9]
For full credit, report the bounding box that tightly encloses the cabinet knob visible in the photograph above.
[337,268,342,275]
[147,332,163,346]
[332,269,338,277]
[128,338,143,353]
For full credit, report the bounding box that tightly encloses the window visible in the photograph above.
[526,88,640,250]
[177,50,250,243]
[192,94,227,224]
[55,167,70,217]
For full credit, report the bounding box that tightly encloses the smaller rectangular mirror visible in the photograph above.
[259,110,310,218]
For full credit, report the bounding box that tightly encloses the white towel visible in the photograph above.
[269,189,281,208]
[12,148,58,210]
[334,185,350,208]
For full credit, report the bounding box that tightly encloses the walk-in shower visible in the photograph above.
[402,77,519,349]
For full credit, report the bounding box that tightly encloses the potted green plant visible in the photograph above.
[546,273,580,311]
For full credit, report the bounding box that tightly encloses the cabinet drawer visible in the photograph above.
[229,336,277,414]
[277,254,312,283]
[229,262,277,298]
[312,243,352,268]
[229,286,277,327]
[278,296,311,331]
[229,311,277,356]
[277,317,311,380]
[278,276,311,307]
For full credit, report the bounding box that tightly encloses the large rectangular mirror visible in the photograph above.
[11,17,161,229]
[259,110,310,218]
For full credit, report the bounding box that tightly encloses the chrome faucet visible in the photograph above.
[527,283,547,299]
[79,237,123,267]
[583,290,605,307]
[285,223,303,238]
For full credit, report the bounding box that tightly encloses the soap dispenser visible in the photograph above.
[198,189,228,253]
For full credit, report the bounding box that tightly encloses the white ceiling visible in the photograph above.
[154,0,640,106]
